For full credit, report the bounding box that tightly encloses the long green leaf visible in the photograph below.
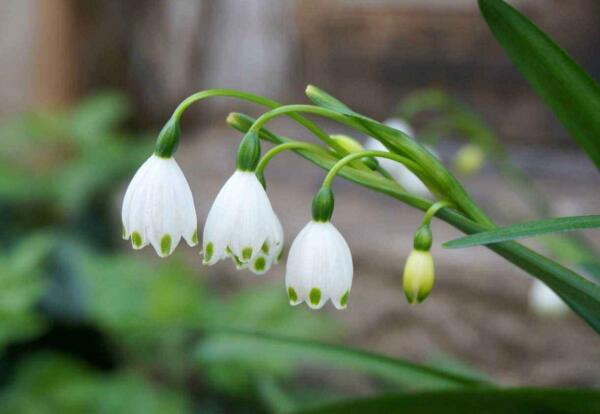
[293,388,600,414]
[445,215,600,249]
[196,328,489,390]
[479,0,600,171]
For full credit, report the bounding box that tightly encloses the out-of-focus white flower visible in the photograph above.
[403,249,435,304]
[383,118,416,138]
[286,221,353,310]
[202,170,283,274]
[528,279,569,317]
[122,154,198,257]
[364,118,435,197]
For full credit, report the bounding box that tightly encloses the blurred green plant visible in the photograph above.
[0,353,191,414]
[0,92,151,246]
[0,235,51,350]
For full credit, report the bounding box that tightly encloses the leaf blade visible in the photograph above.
[196,328,490,390]
[292,388,600,414]
[479,0,600,170]
[444,215,600,249]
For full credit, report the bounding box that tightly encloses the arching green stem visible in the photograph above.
[245,104,486,222]
[168,90,380,174]
[256,141,331,179]
[422,201,452,226]
[322,150,425,189]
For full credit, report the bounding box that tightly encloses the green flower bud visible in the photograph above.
[226,112,254,133]
[453,144,485,176]
[403,249,435,304]
[236,131,261,171]
[329,134,364,154]
[305,85,352,115]
[154,117,181,158]
[312,187,335,222]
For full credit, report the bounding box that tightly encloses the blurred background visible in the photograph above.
[1,0,599,412]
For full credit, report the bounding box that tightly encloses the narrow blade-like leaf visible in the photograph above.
[197,328,489,390]
[479,0,600,171]
[293,388,600,414]
[444,215,600,249]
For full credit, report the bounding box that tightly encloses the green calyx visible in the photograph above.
[413,225,433,251]
[236,131,261,171]
[312,187,335,222]
[154,117,181,158]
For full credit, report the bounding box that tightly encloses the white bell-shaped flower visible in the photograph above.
[285,221,353,309]
[528,279,569,317]
[202,170,283,274]
[122,154,198,257]
[365,118,435,197]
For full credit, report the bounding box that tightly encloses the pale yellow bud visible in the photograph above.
[403,250,435,304]
[453,144,485,176]
[329,134,364,154]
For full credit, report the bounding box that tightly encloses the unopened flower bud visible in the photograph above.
[329,134,364,154]
[403,249,435,304]
[453,144,485,176]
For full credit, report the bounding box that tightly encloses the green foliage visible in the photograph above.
[292,388,600,414]
[198,283,338,395]
[196,329,488,392]
[0,353,191,414]
[479,0,600,171]
[445,215,600,248]
[0,235,52,350]
[0,92,150,217]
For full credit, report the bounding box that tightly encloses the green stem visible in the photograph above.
[322,150,424,189]
[422,201,452,226]
[256,141,330,178]
[170,90,384,175]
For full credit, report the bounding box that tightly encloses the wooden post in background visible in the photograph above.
[34,0,77,108]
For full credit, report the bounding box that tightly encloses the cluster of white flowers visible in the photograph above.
[122,153,353,309]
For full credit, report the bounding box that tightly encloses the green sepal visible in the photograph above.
[256,171,267,189]
[236,131,261,171]
[414,225,433,251]
[312,187,335,222]
[154,117,181,158]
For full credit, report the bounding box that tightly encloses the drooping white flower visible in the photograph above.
[364,118,435,197]
[122,154,198,257]
[202,170,283,274]
[285,221,353,309]
[528,279,569,317]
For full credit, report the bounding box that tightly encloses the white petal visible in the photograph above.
[286,221,353,309]
[122,155,155,239]
[529,280,569,317]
